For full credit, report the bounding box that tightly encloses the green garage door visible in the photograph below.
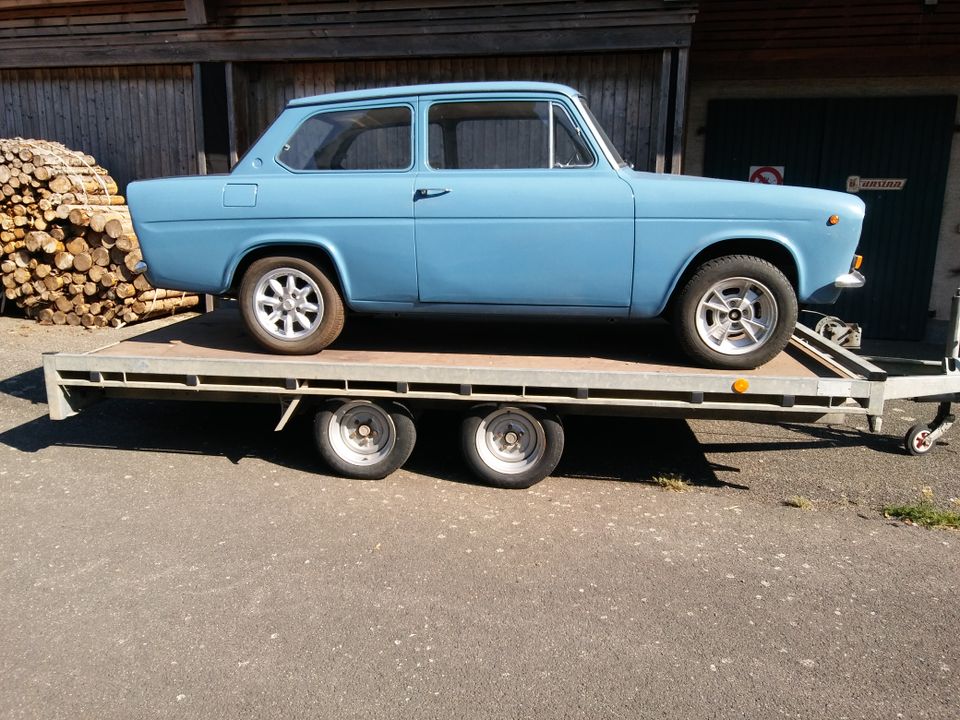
[705,96,956,340]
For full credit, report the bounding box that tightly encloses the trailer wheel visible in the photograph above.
[240,255,345,354]
[314,400,416,479]
[673,255,797,370]
[461,406,564,489]
[905,423,935,456]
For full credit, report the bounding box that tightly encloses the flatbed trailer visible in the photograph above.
[42,292,960,488]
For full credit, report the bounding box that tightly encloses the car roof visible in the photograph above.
[286,82,581,108]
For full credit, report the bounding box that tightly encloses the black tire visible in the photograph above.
[905,423,935,457]
[672,254,798,370]
[239,255,345,354]
[314,400,416,480]
[461,406,564,489]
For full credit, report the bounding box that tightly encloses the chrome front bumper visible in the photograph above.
[834,270,865,288]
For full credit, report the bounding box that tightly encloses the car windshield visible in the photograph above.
[578,97,628,168]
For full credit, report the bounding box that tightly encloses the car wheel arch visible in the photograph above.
[662,237,801,316]
[228,242,349,300]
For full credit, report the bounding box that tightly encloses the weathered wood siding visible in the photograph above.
[0,1,696,67]
[0,64,199,190]
[693,0,960,78]
[232,53,669,172]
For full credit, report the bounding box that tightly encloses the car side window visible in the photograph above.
[277,105,413,171]
[552,104,595,168]
[428,100,594,170]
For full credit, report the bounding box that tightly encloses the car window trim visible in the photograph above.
[423,97,603,172]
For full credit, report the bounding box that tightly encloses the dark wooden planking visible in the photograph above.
[693,0,960,78]
[0,0,695,66]
[0,65,198,190]
[230,52,668,172]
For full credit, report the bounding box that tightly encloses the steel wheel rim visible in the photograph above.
[253,268,324,341]
[328,402,396,465]
[695,276,779,356]
[475,407,546,475]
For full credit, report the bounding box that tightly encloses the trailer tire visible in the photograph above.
[461,406,564,489]
[905,423,935,456]
[673,254,797,370]
[314,400,416,479]
[240,255,345,354]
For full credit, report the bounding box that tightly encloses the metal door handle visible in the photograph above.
[414,188,452,200]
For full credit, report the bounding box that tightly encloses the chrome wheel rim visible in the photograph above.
[695,277,779,356]
[253,268,324,341]
[475,407,545,475]
[327,402,396,466]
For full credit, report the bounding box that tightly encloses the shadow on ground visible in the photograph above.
[2,391,913,489]
[0,367,46,404]
[0,396,750,487]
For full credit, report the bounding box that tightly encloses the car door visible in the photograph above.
[413,95,635,308]
[264,100,419,303]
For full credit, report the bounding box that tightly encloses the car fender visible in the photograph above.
[649,228,804,317]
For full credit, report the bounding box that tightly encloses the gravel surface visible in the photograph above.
[1,314,958,719]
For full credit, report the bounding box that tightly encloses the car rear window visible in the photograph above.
[278,105,413,171]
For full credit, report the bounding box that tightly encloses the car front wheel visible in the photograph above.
[673,254,798,370]
[239,255,345,354]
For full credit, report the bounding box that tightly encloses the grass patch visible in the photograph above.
[883,486,960,529]
[652,474,691,493]
[883,503,960,529]
[783,495,813,510]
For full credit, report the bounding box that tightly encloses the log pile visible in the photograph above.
[0,138,199,327]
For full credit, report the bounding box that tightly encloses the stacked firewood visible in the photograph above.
[0,138,198,327]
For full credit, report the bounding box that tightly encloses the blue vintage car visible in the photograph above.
[128,82,865,369]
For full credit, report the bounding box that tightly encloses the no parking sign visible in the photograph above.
[749,165,784,185]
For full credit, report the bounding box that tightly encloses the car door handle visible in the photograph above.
[414,188,452,200]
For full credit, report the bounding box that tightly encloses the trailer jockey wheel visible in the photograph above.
[905,423,936,456]
[461,406,564,489]
[314,400,416,479]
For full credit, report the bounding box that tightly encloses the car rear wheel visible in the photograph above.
[239,255,345,354]
[673,254,797,370]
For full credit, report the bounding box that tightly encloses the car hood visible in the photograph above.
[621,169,866,222]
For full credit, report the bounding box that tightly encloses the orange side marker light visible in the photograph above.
[732,378,750,394]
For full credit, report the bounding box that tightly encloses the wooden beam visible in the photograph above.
[191,62,207,175]
[184,0,209,26]
[671,47,689,175]
[655,48,672,174]
[0,25,692,68]
[0,0,92,8]
[224,61,238,170]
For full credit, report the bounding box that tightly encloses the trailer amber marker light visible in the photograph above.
[828,214,840,226]
[853,254,863,270]
[732,378,750,394]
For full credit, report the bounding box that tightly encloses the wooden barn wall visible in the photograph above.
[0,1,696,68]
[231,53,667,173]
[692,0,960,78]
[0,65,199,191]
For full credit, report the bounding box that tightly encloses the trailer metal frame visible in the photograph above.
[41,289,960,475]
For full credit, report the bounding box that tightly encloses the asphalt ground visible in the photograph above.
[1,314,958,719]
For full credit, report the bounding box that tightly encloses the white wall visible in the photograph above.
[685,77,960,335]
